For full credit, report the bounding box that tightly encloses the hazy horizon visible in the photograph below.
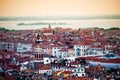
[0,0,120,29]
[0,15,120,21]
[0,0,120,17]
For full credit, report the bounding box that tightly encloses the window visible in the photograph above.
[59,55,62,58]
[74,70,76,72]
[46,60,49,62]
[23,47,27,50]
[81,69,83,71]
[8,44,10,46]
[8,46,10,49]
[77,48,80,51]
[82,74,84,76]
[76,48,80,56]
[75,74,78,77]
[54,51,56,54]
[54,55,56,57]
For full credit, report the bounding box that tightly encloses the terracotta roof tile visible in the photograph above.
[40,66,51,70]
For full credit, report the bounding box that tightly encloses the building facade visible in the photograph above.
[17,43,32,53]
[74,45,89,57]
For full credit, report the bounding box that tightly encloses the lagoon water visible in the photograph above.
[0,19,120,30]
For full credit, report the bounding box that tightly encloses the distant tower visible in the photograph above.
[49,24,51,28]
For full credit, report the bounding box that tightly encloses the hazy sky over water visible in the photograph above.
[0,0,120,17]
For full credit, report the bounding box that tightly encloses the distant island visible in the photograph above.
[17,22,68,26]
[0,15,120,21]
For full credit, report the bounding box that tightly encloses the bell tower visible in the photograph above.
[34,33,44,60]
[36,33,42,44]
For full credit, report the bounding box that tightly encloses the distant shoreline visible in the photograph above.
[0,15,120,21]
[0,18,120,30]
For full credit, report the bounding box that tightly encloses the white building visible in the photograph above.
[67,61,85,77]
[58,49,68,58]
[74,44,89,57]
[87,47,104,56]
[64,56,76,62]
[52,47,68,58]
[52,64,65,72]
[52,47,62,57]
[17,43,32,53]
[43,57,51,64]
[39,66,52,75]
[72,67,85,77]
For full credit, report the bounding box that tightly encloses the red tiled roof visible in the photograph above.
[23,69,33,73]
[59,48,68,52]
[77,41,90,45]
[84,56,120,63]
[52,75,60,79]
[62,71,73,74]
[66,65,76,68]
[69,61,81,65]
[91,45,103,49]
[43,29,53,33]
[64,76,93,80]
[40,66,51,70]
[5,73,16,80]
